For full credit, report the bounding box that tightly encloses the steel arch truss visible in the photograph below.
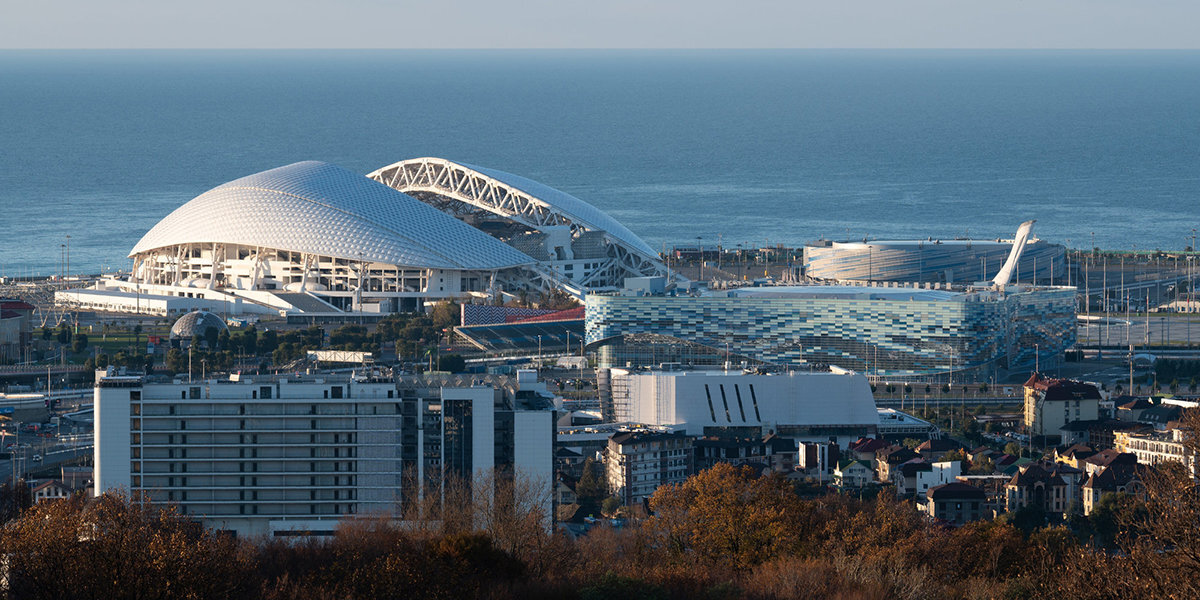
[368,158,668,289]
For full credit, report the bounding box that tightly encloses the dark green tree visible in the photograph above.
[437,354,466,373]
[204,326,220,350]
[576,457,606,505]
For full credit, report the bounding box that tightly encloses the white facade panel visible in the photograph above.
[615,370,879,441]
[94,378,133,494]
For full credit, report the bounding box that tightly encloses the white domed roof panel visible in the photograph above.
[131,161,535,270]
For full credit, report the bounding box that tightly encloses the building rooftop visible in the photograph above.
[1024,373,1103,401]
[131,161,534,271]
[724,285,965,302]
[928,482,987,501]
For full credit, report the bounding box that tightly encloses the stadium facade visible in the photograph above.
[804,238,1065,284]
[585,284,1076,380]
[68,159,667,316]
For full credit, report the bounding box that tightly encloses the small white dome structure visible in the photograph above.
[169,310,228,348]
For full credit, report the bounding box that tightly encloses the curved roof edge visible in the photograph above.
[368,157,659,258]
[130,161,536,271]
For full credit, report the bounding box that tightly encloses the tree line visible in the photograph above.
[5,443,1200,599]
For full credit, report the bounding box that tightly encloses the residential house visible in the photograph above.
[1053,443,1098,469]
[1139,405,1183,431]
[834,459,874,489]
[876,445,919,482]
[922,482,987,525]
[916,438,965,462]
[1081,449,1138,477]
[846,437,888,461]
[31,480,74,504]
[916,460,964,498]
[1004,463,1071,517]
[893,459,931,496]
[555,473,578,507]
[1115,397,1154,422]
[1082,464,1147,516]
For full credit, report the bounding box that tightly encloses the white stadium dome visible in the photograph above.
[132,161,533,271]
[122,158,668,315]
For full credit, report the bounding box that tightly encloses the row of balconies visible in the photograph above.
[135,461,369,475]
[137,446,359,460]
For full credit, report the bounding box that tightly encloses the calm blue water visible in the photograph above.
[2,50,1199,276]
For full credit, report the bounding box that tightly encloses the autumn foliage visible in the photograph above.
[4,450,1200,599]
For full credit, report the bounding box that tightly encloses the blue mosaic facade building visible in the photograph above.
[585,285,1076,379]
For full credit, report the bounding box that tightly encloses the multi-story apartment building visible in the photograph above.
[1023,374,1101,442]
[94,369,554,536]
[604,430,693,505]
[1115,429,1197,477]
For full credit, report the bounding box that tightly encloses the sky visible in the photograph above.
[1,1,1197,49]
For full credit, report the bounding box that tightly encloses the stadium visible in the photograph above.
[804,222,1065,284]
[62,159,668,316]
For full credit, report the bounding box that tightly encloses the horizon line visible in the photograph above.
[3,47,1200,52]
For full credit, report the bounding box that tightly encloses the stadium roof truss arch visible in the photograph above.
[367,157,669,290]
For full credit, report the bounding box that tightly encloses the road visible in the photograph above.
[1,430,93,484]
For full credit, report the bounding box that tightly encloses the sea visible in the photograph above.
[1,49,1199,277]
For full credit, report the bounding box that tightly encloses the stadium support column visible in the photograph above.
[300,254,311,292]
[209,243,220,289]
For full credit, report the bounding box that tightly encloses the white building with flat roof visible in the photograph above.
[609,368,878,446]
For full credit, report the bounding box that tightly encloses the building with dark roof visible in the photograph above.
[1004,463,1072,517]
[1058,418,1142,449]
[1082,464,1147,515]
[1138,404,1184,430]
[1024,373,1102,443]
[923,482,987,525]
[915,438,965,461]
[876,445,921,482]
[1115,397,1155,422]
[1082,449,1138,476]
